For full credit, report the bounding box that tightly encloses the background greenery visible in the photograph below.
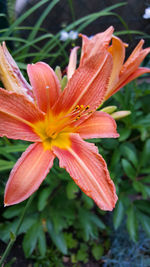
[0,0,150,266]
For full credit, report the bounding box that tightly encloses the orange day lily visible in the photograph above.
[0,26,150,211]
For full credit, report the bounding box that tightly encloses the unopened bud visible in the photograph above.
[101,106,117,114]
[111,111,131,120]
[61,75,68,91]
[55,66,62,82]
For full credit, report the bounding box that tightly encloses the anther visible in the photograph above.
[75,105,80,110]
[85,105,90,110]
[75,115,81,121]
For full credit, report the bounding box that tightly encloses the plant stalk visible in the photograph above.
[0,195,34,266]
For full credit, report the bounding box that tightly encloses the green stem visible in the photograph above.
[0,195,34,266]
[67,0,75,22]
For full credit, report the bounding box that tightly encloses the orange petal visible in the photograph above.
[4,143,55,206]
[114,67,150,93]
[53,134,118,211]
[121,46,150,78]
[0,42,33,99]
[0,88,44,126]
[67,46,79,80]
[53,50,112,114]
[105,36,125,99]
[27,62,61,112]
[76,111,119,139]
[79,26,114,65]
[106,41,150,99]
[0,111,40,141]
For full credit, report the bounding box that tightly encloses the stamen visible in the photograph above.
[85,105,90,110]
[80,104,84,109]
[44,104,92,139]
[75,115,81,121]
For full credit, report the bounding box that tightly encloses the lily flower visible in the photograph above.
[77,34,150,101]
[0,27,150,211]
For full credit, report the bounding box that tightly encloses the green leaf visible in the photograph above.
[120,145,138,168]
[134,200,150,216]
[137,211,150,237]
[0,160,14,171]
[121,159,136,179]
[113,200,124,230]
[119,128,131,141]
[140,139,150,167]
[91,244,104,260]
[82,193,94,209]
[66,181,79,199]
[126,206,138,242]
[38,227,47,257]
[90,214,106,230]
[3,205,23,219]
[38,187,51,211]
[76,244,89,263]
[19,215,39,234]
[64,233,78,249]
[47,220,67,254]
[23,221,40,257]
[78,209,99,241]
[4,144,28,153]
[133,181,148,198]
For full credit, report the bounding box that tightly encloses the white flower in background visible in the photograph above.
[60,30,78,41]
[69,31,78,40]
[143,7,150,19]
[60,31,69,41]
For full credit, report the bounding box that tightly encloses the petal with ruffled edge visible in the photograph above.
[0,42,33,100]
[4,143,55,206]
[27,62,61,113]
[52,134,118,211]
[76,111,119,139]
[79,26,114,65]
[53,51,112,115]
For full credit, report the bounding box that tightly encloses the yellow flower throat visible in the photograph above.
[33,105,90,150]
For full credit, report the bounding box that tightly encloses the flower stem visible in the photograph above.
[0,195,34,266]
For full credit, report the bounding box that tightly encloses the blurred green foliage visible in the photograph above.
[0,0,150,266]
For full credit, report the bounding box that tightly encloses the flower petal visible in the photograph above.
[0,42,33,100]
[4,143,55,206]
[67,46,79,80]
[114,67,150,92]
[0,111,40,141]
[76,111,119,139]
[53,134,118,211]
[53,51,112,114]
[79,26,114,65]
[27,62,61,112]
[106,40,150,99]
[105,36,125,99]
[0,88,44,125]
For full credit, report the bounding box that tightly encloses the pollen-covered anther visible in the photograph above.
[80,104,84,109]
[75,115,81,121]
[75,105,80,110]
[85,105,90,110]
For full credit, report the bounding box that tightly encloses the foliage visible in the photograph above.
[0,0,150,265]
